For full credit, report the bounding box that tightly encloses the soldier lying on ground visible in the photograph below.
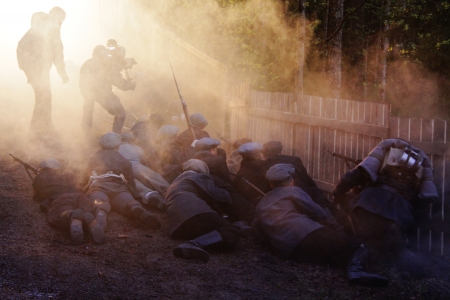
[165,159,251,262]
[227,138,252,176]
[32,158,105,245]
[154,125,192,182]
[118,133,167,211]
[333,138,439,277]
[83,132,161,231]
[262,140,331,209]
[233,142,271,206]
[194,137,255,224]
[253,163,388,286]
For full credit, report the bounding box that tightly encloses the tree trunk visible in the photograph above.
[380,0,390,102]
[326,0,344,99]
[295,0,306,98]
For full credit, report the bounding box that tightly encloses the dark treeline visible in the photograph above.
[134,0,450,119]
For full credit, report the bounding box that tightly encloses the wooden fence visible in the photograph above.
[230,83,449,255]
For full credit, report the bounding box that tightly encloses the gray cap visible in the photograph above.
[190,113,208,129]
[195,137,220,151]
[238,142,262,158]
[158,125,179,139]
[39,158,61,170]
[183,159,209,174]
[266,163,295,183]
[262,141,283,157]
[99,132,122,150]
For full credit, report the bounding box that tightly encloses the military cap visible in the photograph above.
[262,141,283,157]
[157,125,179,139]
[183,159,209,174]
[99,132,122,149]
[195,137,220,151]
[39,158,61,170]
[190,113,208,129]
[238,142,263,158]
[266,163,295,183]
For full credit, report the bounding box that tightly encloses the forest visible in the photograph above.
[135,0,450,119]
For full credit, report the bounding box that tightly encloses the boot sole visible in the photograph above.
[89,225,105,245]
[70,224,84,245]
[173,247,210,262]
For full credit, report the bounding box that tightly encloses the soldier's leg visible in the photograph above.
[97,94,126,134]
[29,72,53,135]
[81,96,95,132]
[87,191,111,231]
[111,192,161,229]
[134,179,166,212]
[172,213,243,262]
[133,163,170,194]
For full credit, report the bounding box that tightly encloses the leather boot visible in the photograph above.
[144,191,167,212]
[64,209,84,246]
[129,205,161,230]
[83,212,105,245]
[173,230,223,263]
[94,201,111,231]
[396,249,426,278]
[347,245,389,286]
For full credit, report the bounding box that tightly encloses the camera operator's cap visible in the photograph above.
[233,138,252,149]
[238,142,262,157]
[266,163,295,183]
[195,137,220,151]
[262,141,283,158]
[158,125,179,139]
[99,132,122,149]
[190,113,208,129]
[39,158,61,170]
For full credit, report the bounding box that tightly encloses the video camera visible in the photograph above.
[106,39,136,71]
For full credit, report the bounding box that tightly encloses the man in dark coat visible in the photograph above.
[333,138,439,276]
[253,164,388,286]
[176,113,210,149]
[194,137,255,224]
[17,7,69,138]
[83,132,161,230]
[80,45,135,134]
[165,159,247,262]
[262,141,329,208]
[227,138,252,175]
[234,142,271,206]
[32,158,105,245]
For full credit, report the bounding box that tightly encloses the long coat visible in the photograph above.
[165,171,231,236]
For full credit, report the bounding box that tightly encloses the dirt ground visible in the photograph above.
[1,146,450,300]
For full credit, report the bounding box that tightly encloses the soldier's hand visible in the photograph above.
[62,74,69,84]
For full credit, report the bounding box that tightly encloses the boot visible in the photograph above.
[65,209,85,246]
[144,191,167,212]
[347,245,389,286]
[232,221,253,238]
[83,212,105,245]
[94,201,111,231]
[173,230,223,263]
[130,205,161,230]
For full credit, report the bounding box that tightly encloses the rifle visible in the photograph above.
[169,61,196,140]
[9,154,38,181]
[328,150,362,169]
[210,128,234,146]
[242,177,266,197]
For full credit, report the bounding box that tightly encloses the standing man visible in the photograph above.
[17,7,69,139]
[80,44,135,134]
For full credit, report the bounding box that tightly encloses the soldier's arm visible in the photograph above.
[51,28,68,82]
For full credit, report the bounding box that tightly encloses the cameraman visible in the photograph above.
[80,43,135,134]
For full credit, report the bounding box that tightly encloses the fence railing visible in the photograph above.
[230,83,449,255]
